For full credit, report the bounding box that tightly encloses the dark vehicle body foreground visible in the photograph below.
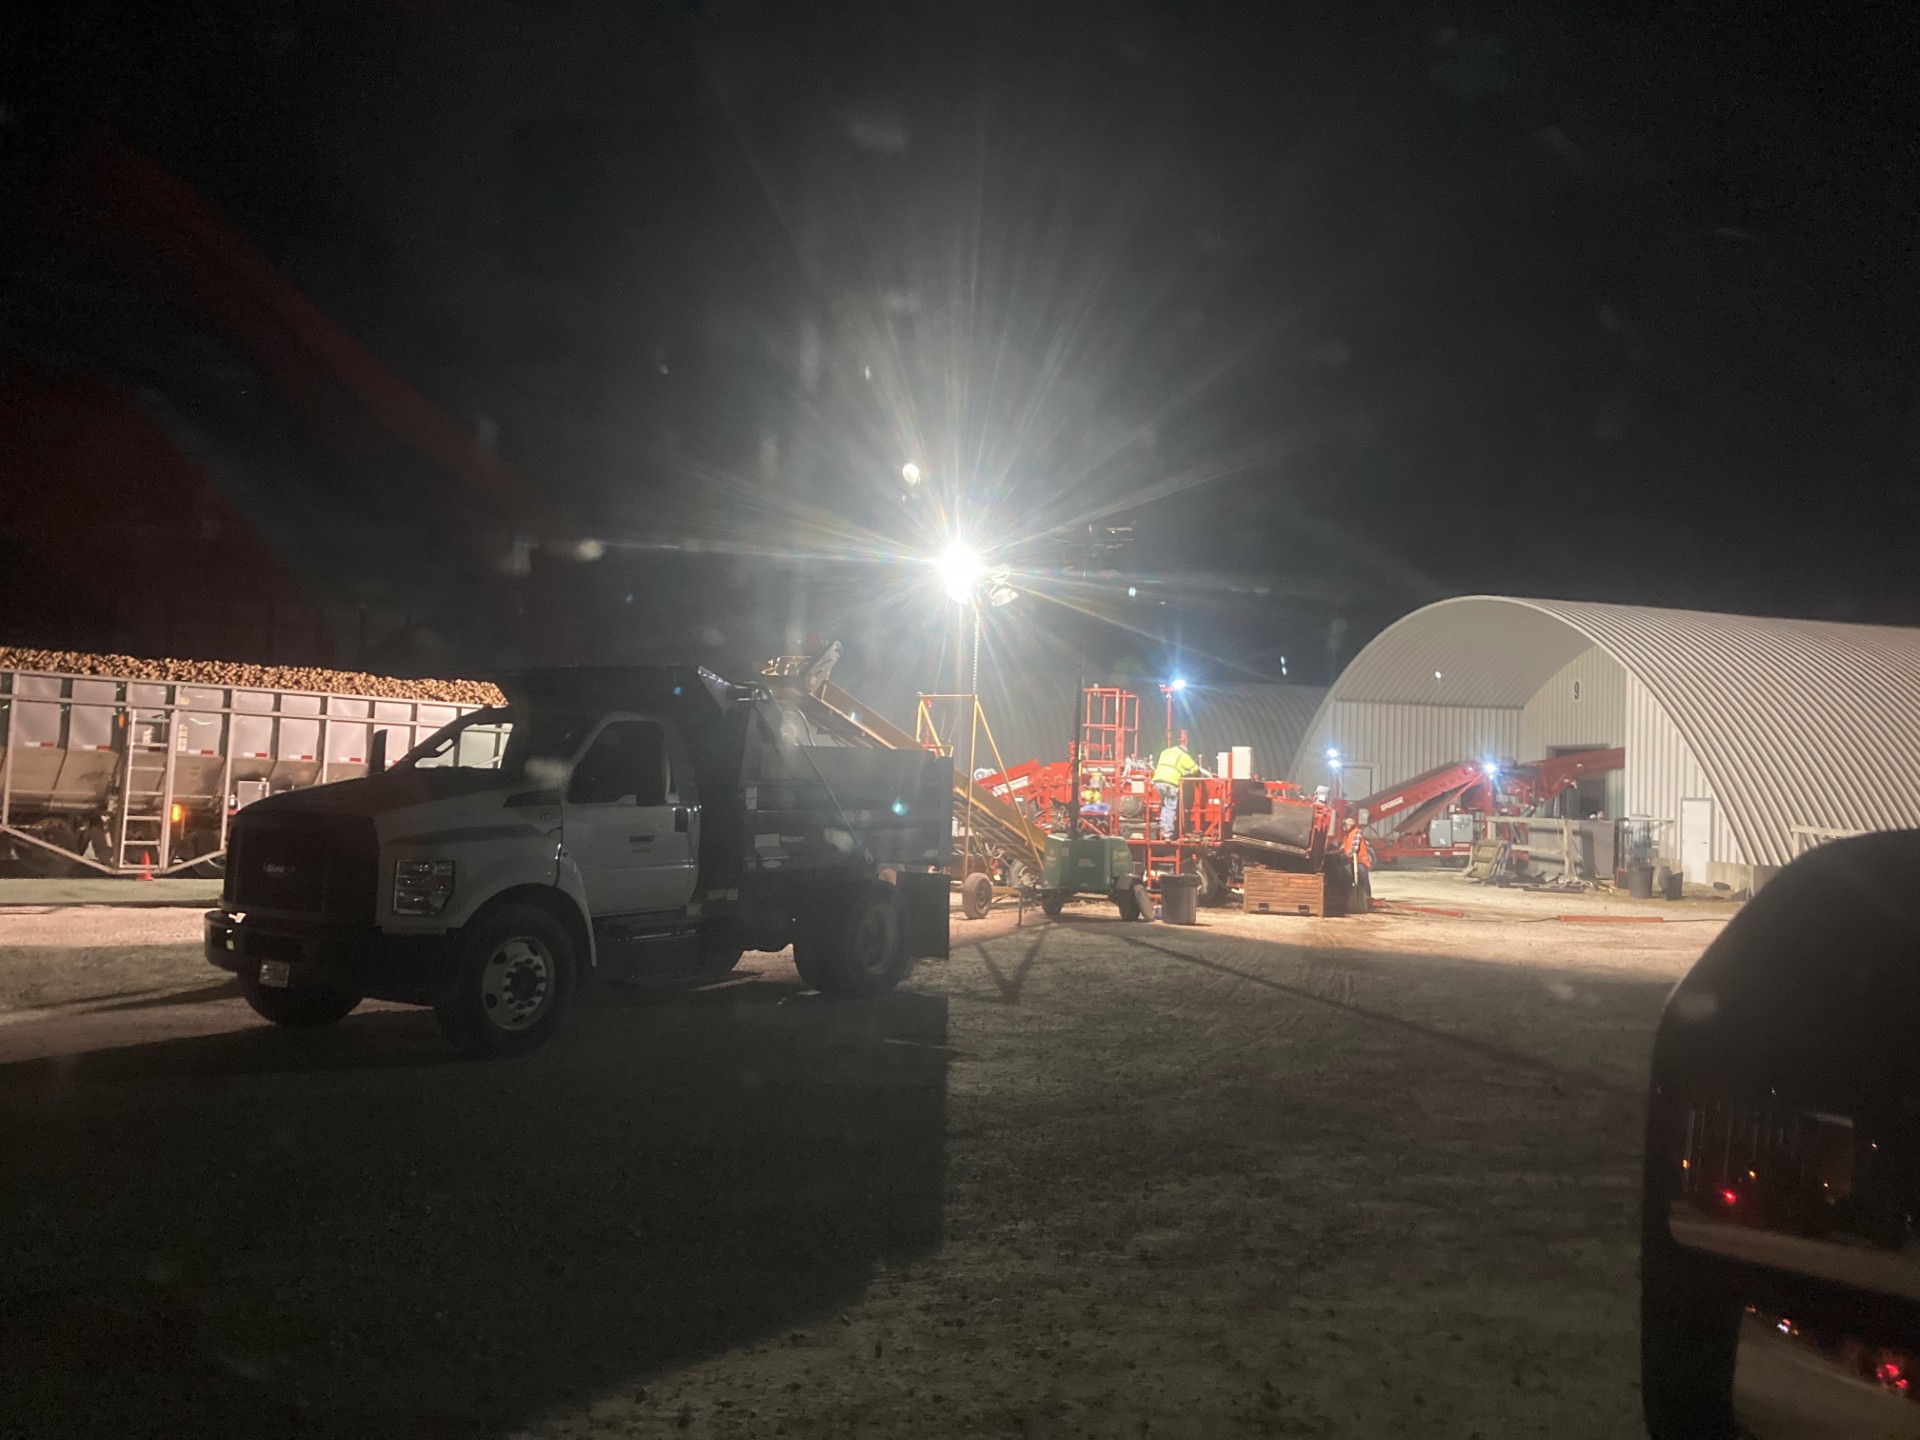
[1643,830,1920,1437]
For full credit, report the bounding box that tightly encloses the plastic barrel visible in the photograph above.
[1160,872,1201,925]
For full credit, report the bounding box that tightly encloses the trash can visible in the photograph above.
[1159,872,1201,925]
[1627,865,1655,900]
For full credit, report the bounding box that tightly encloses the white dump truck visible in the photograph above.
[204,664,953,1057]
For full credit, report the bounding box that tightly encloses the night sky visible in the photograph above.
[5,0,1918,685]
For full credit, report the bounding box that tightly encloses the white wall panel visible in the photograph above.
[1305,701,1520,798]
[1625,675,1742,866]
[1519,647,1627,757]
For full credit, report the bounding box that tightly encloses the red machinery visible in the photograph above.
[1358,748,1625,864]
[976,686,1346,905]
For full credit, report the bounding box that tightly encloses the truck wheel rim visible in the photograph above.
[481,937,553,1030]
[850,905,899,979]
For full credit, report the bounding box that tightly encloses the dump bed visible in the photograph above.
[742,710,953,874]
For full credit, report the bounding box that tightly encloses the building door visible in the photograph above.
[1680,797,1714,885]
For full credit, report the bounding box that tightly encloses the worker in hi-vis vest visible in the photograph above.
[1341,814,1374,912]
[1152,735,1205,840]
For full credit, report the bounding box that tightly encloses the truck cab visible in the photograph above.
[205,665,952,1057]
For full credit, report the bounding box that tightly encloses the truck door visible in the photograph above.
[562,716,698,916]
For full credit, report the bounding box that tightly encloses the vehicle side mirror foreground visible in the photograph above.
[1641,832,1920,1439]
[369,729,389,775]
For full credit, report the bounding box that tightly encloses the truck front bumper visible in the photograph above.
[205,910,454,1006]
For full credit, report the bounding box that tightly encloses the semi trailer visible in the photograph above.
[0,654,496,877]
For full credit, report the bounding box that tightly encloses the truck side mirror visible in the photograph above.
[369,729,389,775]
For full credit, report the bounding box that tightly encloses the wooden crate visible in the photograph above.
[1242,866,1329,916]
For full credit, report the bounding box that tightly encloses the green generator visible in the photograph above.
[1039,834,1151,921]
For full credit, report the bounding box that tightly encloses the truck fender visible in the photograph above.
[552,847,600,970]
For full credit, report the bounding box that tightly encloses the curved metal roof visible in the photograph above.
[1296,596,1920,867]
[1179,683,1329,779]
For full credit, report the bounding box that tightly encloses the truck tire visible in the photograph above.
[1040,890,1066,918]
[1116,886,1140,922]
[700,945,744,977]
[432,903,575,1059]
[238,967,361,1029]
[797,882,911,998]
[961,872,993,920]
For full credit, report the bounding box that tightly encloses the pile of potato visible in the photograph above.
[0,648,505,706]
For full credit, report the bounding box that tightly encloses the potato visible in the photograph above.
[0,648,506,706]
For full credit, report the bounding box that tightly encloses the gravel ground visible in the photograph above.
[0,877,1718,1438]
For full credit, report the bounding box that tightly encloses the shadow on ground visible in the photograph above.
[0,979,949,1438]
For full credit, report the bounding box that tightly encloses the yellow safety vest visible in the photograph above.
[1153,745,1199,787]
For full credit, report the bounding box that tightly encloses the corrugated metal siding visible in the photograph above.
[1295,700,1519,793]
[1180,685,1328,780]
[1519,647,1627,756]
[1624,674,1741,864]
[1297,596,1920,868]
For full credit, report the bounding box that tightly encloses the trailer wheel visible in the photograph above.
[797,882,911,997]
[1040,890,1067,918]
[238,967,361,1029]
[960,872,994,920]
[432,903,574,1059]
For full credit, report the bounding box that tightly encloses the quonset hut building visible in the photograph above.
[1289,597,1920,891]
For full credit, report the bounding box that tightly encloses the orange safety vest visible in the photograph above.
[1341,828,1373,868]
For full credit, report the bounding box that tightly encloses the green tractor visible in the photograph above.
[1039,833,1153,921]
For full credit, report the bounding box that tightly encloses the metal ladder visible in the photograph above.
[115,707,177,872]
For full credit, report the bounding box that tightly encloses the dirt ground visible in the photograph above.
[0,874,1724,1438]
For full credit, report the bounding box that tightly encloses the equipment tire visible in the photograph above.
[1115,886,1140,922]
[961,871,994,920]
[1131,881,1153,920]
[1186,857,1226,906]
[238,967,361,1029]
[432,902,574,1059]
[1040,889,1066,918]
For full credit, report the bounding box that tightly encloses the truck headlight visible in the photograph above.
[393,859,456,916]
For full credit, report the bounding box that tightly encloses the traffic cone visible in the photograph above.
[138,851,155,882]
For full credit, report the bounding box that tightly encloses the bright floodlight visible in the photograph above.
[1481,760,1499,777]
[1326,746,1341,763]
[937,542,984,602]
[902,461,923,485]
[1168,677,1187,692]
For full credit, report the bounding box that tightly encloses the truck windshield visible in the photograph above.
[399,708,516,772]
[399,706,597,785]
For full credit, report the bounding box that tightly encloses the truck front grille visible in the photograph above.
[228,814,378,924]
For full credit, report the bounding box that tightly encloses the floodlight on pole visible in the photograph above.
[937,542,984,603]
[902,461,923,486]
[1158,678,1190,748]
